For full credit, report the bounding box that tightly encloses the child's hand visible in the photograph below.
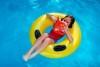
[46,14,50,17]
[46,14,53,17]
[46,14,57,23]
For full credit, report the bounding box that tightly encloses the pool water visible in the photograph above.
[0,0,100,67]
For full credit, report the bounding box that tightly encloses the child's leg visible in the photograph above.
[29,38,54,59]
[26,33,48,55]
[23,33,48,61]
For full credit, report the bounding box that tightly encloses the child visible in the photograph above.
[23,14,75,61]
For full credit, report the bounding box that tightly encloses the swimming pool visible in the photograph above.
[0,0,100,67]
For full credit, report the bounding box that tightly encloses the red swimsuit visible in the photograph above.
[49,18,66,42]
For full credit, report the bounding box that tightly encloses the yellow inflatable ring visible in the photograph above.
[30,13,81,58]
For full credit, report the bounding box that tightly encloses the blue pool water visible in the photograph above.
[0,0,100,67]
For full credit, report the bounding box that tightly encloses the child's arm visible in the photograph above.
[46,14,57,23]
[65,27,73,43]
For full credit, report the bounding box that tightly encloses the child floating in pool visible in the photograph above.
[23,14,75,61]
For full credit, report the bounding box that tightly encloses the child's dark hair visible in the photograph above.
[61,15,75,28]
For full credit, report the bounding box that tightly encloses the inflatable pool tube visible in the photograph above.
[30,13,81,58]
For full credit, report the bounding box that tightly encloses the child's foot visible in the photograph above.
[23,55,29,62]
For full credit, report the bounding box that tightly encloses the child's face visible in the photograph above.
[61,17,72,26]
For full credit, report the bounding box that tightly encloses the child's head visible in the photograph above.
[61,15,75,28]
